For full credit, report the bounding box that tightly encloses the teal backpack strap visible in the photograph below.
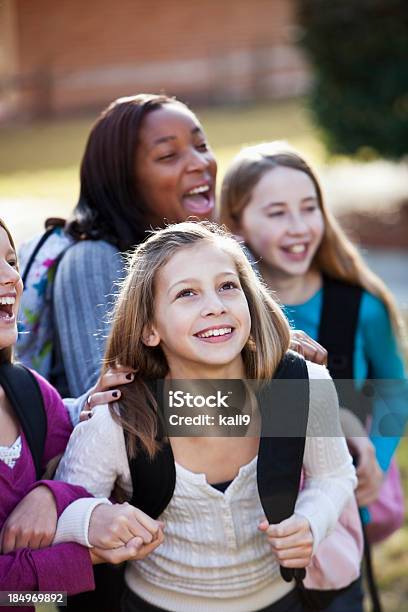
[0,363,46,480]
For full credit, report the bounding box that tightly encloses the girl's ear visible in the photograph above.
[142,324,161,347]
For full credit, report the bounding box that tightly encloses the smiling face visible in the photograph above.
[239,166,325,279]
[143,241,251,378]
[0,226,23,351]
[135,103,217,225]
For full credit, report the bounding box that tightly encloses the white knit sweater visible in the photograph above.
[55,361,356,612]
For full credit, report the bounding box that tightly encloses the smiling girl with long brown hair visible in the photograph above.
[56,221,356,612]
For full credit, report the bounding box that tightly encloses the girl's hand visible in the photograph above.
[0,486,57,553]
[88,502,164,549]
[90,538,143,565]
[258,514,314,568]
[90,528,165,565]
[350,438,384,506]
[80,367,136,421]
[290,330,328,366]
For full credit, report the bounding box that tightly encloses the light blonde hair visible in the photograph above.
[104,221,291,457]
[0,218,19,365]
[220,141,405,346]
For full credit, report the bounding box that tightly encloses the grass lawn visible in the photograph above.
[0,99,406,611]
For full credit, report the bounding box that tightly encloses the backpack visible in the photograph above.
[318,276,405,612]
[318,276,404,544]
[126,352,361,611]
[0,362,47,480]
[16,219,73,385]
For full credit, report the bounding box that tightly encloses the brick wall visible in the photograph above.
[4,0,311,117]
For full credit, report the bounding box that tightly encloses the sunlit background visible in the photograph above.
[0,1,407,609]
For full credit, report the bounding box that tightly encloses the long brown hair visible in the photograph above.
[220,141,405,345]
[104,221,291,458]
[0,218,19,365]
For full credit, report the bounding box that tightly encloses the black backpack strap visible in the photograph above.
[257,351,309,521]
[0,363,47,480]
[318,278,382,610]
[256,351,309,585]
[127,380,176,518]
[49,238,75,398]
[127,443,176,519]
[318,276,363,380]
[318,277,372,423]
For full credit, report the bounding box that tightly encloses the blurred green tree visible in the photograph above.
[297,0,408,159]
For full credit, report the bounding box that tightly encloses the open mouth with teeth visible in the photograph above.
[182,184,214,216]
[194,327,234,342]
[0,297,15,321]
[280,243,309,260]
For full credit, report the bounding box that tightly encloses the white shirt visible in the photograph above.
[55,361,356,611]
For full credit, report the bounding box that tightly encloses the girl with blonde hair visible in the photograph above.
[56,221,356,612]
[220,142,408,611]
